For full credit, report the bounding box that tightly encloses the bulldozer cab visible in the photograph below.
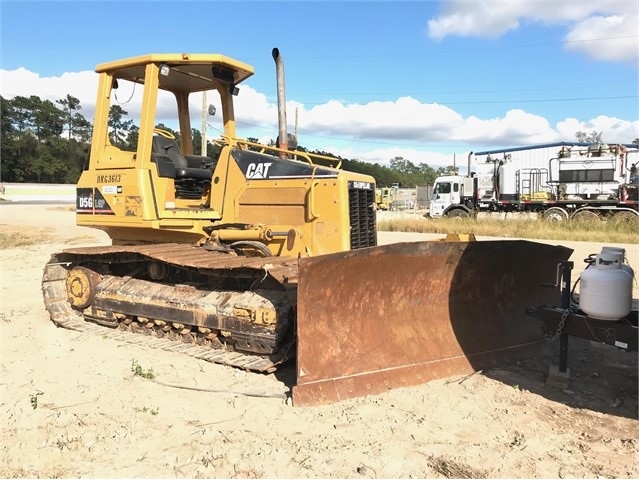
[82,54,253,226]
[77,53,378,257]
[85,54,252,213]
[97,53,252,150]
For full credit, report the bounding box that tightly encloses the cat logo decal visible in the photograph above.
[246,162,273,179]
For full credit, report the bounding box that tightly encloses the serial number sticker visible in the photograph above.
[101,185,121,195]
[97,174,122,183]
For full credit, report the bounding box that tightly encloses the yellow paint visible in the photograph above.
[76,52,377,257]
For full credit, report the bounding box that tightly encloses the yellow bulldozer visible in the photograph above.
[42,49,571,406]
[375,187,395,210]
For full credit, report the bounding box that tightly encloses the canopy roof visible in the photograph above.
[96,53,254,93]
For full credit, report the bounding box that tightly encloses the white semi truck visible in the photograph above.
[428,142,638,222]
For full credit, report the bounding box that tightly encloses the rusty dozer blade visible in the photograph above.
[293,239,572,406]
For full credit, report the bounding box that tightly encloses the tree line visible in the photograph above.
[0,94,456,187]
[3,94,635,187]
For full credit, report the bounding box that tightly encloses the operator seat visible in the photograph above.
[151,135,212,181]
[152,135,189,169]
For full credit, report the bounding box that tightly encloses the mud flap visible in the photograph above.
[293,240,573,406]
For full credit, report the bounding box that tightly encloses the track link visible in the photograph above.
[42,245,299,373]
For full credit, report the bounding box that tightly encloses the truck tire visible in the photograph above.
[446,209,469,219]
[571,209,601,222]
[542,207,569,222]
[609,210,639,226]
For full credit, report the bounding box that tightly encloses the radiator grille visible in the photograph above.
[348,184,377,249]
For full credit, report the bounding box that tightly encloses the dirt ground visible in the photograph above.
[1,204,637,479]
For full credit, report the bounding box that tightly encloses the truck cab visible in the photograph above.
[428,175,477,218]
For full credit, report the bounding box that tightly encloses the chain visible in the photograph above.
[544,307,573,341]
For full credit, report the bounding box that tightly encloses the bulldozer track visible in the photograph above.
[42,246,299,373]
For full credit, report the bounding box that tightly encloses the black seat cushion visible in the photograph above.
[152,136,188,169]
[175,166,212,181]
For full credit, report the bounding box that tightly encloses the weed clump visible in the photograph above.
[131,359,155,379]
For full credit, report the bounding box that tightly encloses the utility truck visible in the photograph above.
[428,143,638,222]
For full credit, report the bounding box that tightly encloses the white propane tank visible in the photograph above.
[601,246,635,277]
[580,252,633,320]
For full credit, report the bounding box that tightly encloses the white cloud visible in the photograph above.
[0,67,99,118]
[427,0,639,63]
[1,67,636,168]
[556,115,639,141]
[453,109,555,145]
[564,13,638,62]
[332,146,466,169]
[299,97,463,140]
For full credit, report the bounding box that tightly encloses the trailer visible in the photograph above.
[526,248,637,388]
[428,142,639,222]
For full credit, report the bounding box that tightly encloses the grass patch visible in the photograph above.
[46,205,76,212]
[427,455,486,479]
[0,225,98,248]
[378,216,638,244]
[0,227,36,248]
[65,234,102,245]
[138,406,159,415]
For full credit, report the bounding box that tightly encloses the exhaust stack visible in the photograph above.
[272,48,288,154]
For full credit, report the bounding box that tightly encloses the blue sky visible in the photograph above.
[1,0,638,168]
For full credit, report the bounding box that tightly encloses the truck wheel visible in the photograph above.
[609,211,639,227]
[542,207,568,222]
[446,209,469,219]
[570,209,601,222]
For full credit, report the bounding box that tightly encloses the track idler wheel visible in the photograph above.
[65,266,101,309]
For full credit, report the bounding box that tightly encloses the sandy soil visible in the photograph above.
[1,204,637,479]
